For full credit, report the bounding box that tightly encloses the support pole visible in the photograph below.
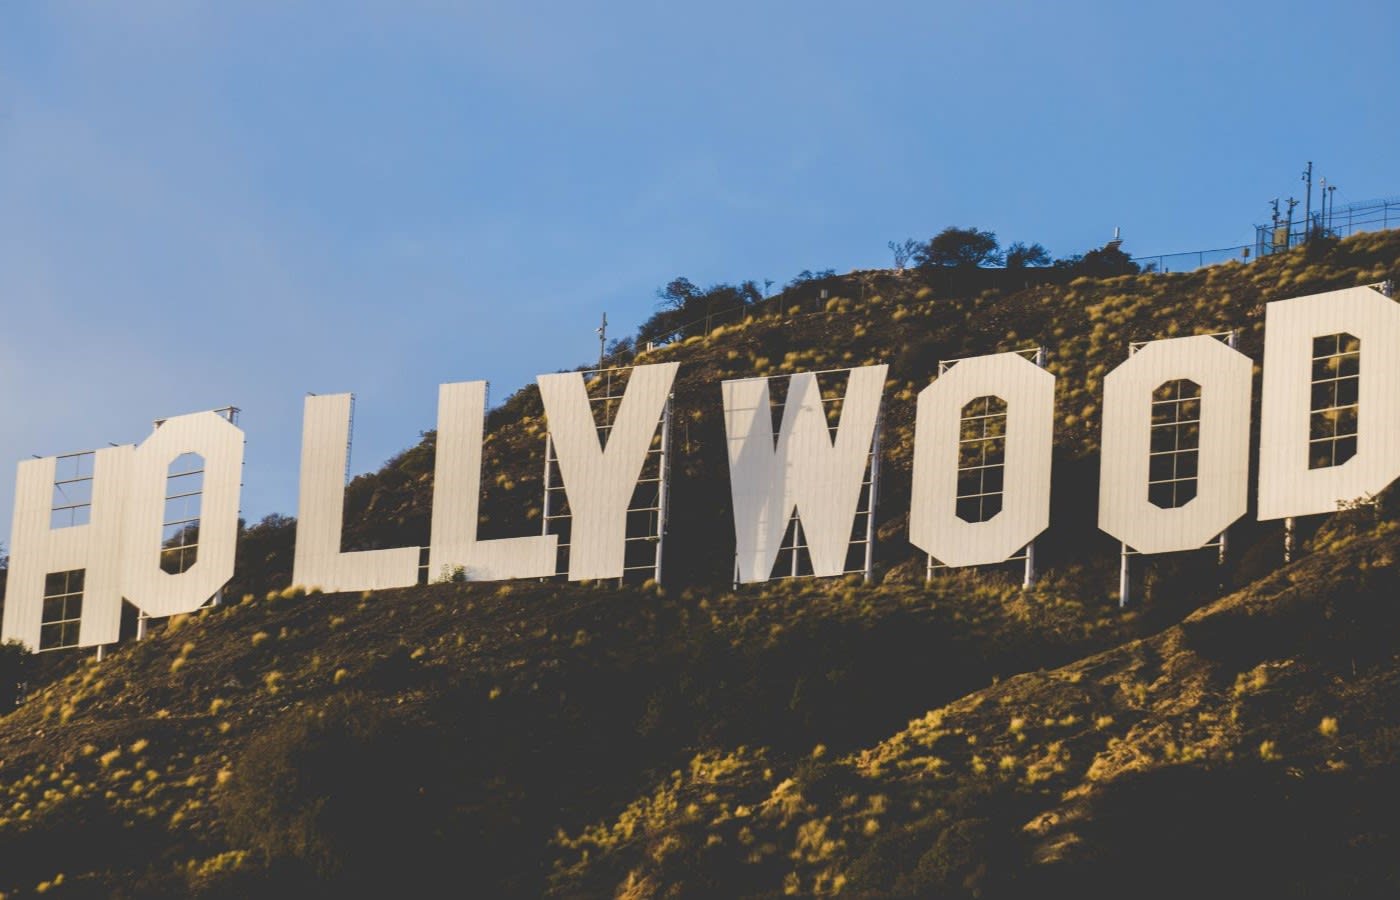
[540,433,553,581]
[1302,161,1313,241]
[1218,330,1237,572]
[654,395,673,586]
[1023,345,1047,591]
[540,434,552,538]
[596,313,607,368]
[1284,516,1295,564]
[95,644,106,662]
[863,405,883,584]
[136,612,149,641]
[1119,543,1131,608]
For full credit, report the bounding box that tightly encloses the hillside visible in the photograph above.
[2,230,1399,897]
[550,493,1400,897]
[228,228,1400,600]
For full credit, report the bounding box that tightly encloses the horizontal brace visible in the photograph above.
[954,491,1004,502]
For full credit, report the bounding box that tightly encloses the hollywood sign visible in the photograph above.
[4,285,1398,652]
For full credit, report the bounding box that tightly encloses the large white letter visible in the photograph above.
[429,381,557,580]
[1098,335,1252,553]
[121,411,244,618]
[292,394,419,592]
[724,365,886,583]
[909,352,1054,567]
[536,362,679,581]
[3,447,131,650]
[1258,285,1400,520]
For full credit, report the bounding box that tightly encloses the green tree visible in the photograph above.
[887,239,920,271]
[785,268,836,289]
[1005,241,1052,268]
[1056,244,1140,276]
[915,227,1003,268]
[638,277,762,346]
[656,276,702,310]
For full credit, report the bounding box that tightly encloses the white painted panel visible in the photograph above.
[2,447,131,650]
[909,352,1054,567]
[724,365,886,583]
[537,362,679,580]
[429,381,557,580]
[1099,335,1252,553]
[121,411,244,619]
[1258,285,1400,520]
[292,393,419,592]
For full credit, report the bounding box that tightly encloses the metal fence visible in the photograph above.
[1254,196,1400,257]
[1133,244,1255,274]
[1131,196,1400,275]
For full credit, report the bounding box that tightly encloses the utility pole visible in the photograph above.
[1319,177,1328,237]
[1327,183,1337,235]
[596,312,607,368]
[1286,197,1299,248]
[1302,161,1313,241]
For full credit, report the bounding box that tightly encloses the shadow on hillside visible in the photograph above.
[1030,764,1400,899]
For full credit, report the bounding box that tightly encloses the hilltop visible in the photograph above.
[1,230,1399,897]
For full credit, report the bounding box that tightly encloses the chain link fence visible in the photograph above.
[1132,196,1400,275]
[1132,245,1255,274]
[1254,196,1400,258]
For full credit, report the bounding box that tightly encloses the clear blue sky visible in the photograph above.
[2,1,1397,547]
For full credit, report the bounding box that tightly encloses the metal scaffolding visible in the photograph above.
[927,346,1044,589]
[541,365,673,585]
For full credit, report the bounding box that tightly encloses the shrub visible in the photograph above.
[219,696,459,893]
[0,640,31,714]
